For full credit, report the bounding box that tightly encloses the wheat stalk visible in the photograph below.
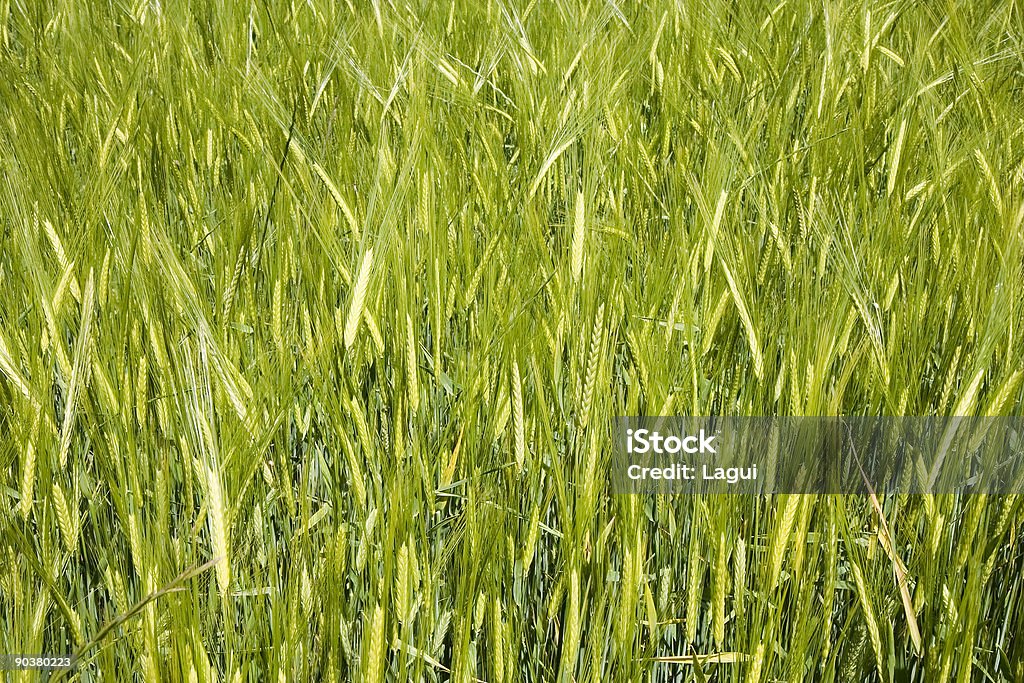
[686,530,703,643]
[571,190,585,282]
[849,558,885,678]
[580,304,604,426]
[734,535,746,617]
[395,541,410,623]
[511,359,525,472]
[52,482,78,552]
[490,595,505,683]
[363,602,385,683]
[559,567,581,679]
[206,462,231,597]
[344,247,374,349]
[406,314,420,413]
[58,270,95,468]
[713,531,728,646]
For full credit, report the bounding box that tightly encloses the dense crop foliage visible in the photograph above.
[1,0,1023,680]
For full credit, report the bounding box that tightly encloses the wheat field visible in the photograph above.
[1,0,1023,681]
